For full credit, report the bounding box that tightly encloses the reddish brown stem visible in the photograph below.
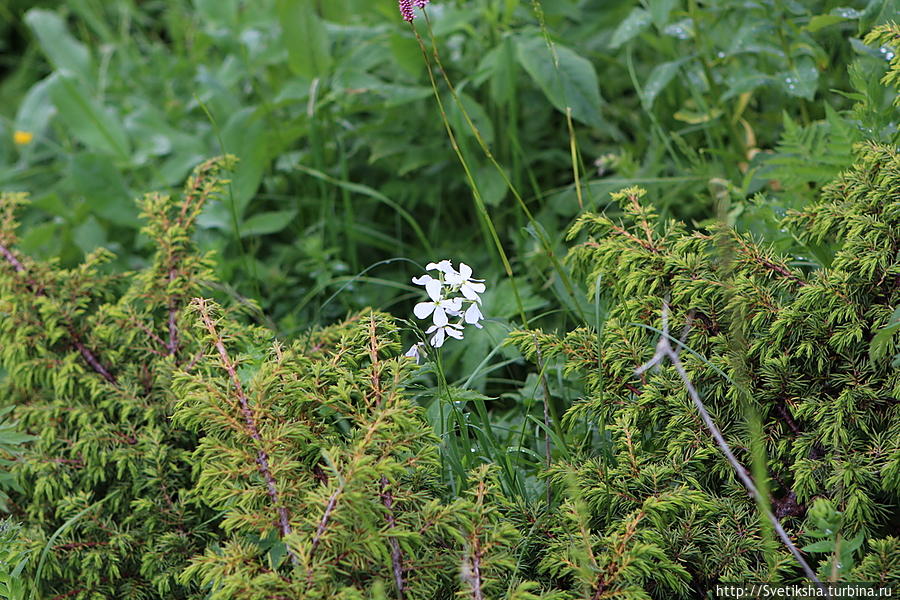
[1,242,118,385]
[368,317,384,407]
[380,475,405,600]
[310,490,339,555]
[71,332,117,385]
[195,299,293,543]
[54,541,108,551]
[0,243,24,272]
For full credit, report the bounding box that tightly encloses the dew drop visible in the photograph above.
[832,7,861,18]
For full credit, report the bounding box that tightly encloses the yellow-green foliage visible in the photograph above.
[0,159,559,600]
[4,146,900,598]
[510,144,900,591]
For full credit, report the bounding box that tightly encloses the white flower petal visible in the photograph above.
[439,297,462,311]
[446,326,464,340]
[413,302,435,320]
[425,324,438,334]
[430,327,446,347]
[460,284,481,301]
[404,343,423,363]
[467,281,486,294]
[432,307,449,327]
[426,260,455,274]
[411,274,434,286]
[458,262,472,280]
[425,279,443,301]
[464,303,483,327]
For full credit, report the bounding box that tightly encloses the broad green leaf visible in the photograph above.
[68,153,138,227]
[221,107,268,216]
[610,8,652,49]
[649,0,677,28]
[780,57,818,100]
[72,216,107,254]
[240,209,299,237]
[723,70,774,100]
[194,0,238,26]
[277,0,332,78]
[515,35,604,129]
[476,37,518,106]
[801,540,836,553]
[869,306,900,362]
[14,77,57,138]
[807,14,848,32]
[448,92,495,144]
[389,33,424,77]
[334,71,431,107]
[843,531,865,554]
[47,73,131,159]
[19,222,63,259]
[24,9,93,83]
[642,59,684,110]
[475,164,507,207]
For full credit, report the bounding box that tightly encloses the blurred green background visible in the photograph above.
[0,0,897,381]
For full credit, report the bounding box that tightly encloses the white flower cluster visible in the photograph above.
[405,260,485,358]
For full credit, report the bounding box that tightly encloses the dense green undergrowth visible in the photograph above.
[1,1,900,598]
[1,139,899,600]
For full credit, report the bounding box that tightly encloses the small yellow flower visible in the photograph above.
[13,130,34,145]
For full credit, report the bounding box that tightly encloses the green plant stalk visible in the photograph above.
[686,0,748,165]
[195,97,262,302]
[433,346,469,493]
[31,492,120,599]
[410,25,529,327]
[566,108,584,211]
[624,45,685,171]
[420,12,586,325]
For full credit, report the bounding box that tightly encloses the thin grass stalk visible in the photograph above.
[408,23,528,327]
[420,10,587,324]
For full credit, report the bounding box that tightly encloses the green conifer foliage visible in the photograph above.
[172,306,558,599]
[0,157,234,597]
[511,144,900,591]
[3,146,899,597]
[1,165,559,597]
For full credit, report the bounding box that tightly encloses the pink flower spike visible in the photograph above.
[414,0,430,7]
[399,0,415,21]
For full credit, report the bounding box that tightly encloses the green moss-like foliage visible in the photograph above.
[0,157,238,598]
[2,147,899,599]
[510,143,900,594]
[0,161,557,599]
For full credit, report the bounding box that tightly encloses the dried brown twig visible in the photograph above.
[635,302,822,587]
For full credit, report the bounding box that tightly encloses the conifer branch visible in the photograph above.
[0,243,24,273]
[1,242,118,385]
[193,298,294,544]
[125,311,168,351]
[379,475,405,600]
[70,332,117,385]
[463,477,487,600]
[733,238,807,286]
[636,302,822,587]
[591,511,645,600]
[368,316,384,407]
[167,270,179,356]
[306,487,341,585]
